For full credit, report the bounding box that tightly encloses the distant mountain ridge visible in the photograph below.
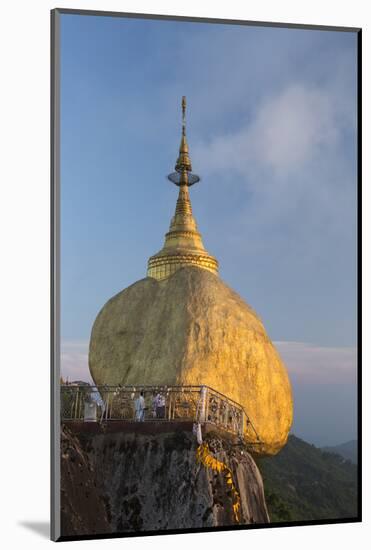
[322,440,357,464]
[257,435,358,523]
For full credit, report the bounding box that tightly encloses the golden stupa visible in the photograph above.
[89,98,293,455]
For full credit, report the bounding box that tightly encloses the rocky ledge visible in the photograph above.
[61,422,269,537]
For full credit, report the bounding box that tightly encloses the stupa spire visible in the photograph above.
[147,97,218,281]
[175,96,192,174]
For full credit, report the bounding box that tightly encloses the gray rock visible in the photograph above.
[61,424,269,537]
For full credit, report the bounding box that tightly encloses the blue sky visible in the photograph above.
[60,14,358,447]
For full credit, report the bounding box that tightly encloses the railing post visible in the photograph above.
[106,393,110,420]
[168,392,172,420]
[240,410,245,437]
[74,389,79,419]
[199,385,208,422]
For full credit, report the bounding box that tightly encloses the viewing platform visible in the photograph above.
[61,384,261,448]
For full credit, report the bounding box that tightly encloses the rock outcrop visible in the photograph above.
[61,424,269,537]
[89,267,293,455]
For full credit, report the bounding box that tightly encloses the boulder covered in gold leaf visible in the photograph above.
[89,266,293,456]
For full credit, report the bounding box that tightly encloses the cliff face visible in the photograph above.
[89,267,293,456]
[61,424,269,537]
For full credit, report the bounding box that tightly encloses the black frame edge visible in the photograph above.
[53,7,361,33]
[356,27,362,523]
[51,7,61,543]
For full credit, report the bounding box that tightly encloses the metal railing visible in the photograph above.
[60,384,260,442]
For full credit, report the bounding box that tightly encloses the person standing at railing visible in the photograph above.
[156,392,166,419]
[151,391,158,418]
[134,391,145,421]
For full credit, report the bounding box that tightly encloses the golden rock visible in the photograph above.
[89,267,293,455]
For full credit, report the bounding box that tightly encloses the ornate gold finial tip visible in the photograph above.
[181,97,186,136]
[168,96,200,186]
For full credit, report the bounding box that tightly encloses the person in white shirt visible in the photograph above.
[156,392,166,419]
[151,391,158,418]
[134,391,145,421]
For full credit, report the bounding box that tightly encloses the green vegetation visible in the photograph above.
[256,435,358,523]
[322,440,357,464]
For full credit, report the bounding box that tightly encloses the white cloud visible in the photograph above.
[190,75,356,299]
[193,83,346,181]
[274,341,357,385]
[249,85,340,175]
[61,340,92,384]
